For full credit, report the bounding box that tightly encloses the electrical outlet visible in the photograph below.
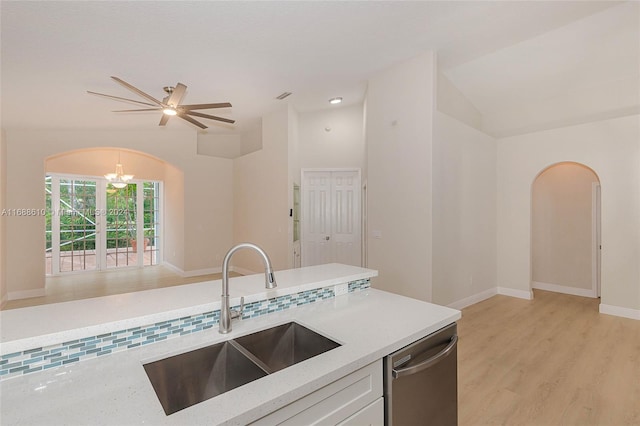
[335,283,348,296]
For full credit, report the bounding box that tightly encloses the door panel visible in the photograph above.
[105,183,138,268]
[332,171,361,267]
[56,178,99,273]
[303,172,332,267]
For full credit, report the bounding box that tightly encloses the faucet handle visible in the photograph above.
[230,296,245,320]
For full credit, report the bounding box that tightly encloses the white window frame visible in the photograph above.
[46,173,163,275]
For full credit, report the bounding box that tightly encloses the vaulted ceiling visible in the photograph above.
[1,1,636,137]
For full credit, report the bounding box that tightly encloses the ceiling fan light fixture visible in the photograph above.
[329,97,343,105]
[89,77,234,129]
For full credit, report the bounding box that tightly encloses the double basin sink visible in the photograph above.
[143,322,341,415]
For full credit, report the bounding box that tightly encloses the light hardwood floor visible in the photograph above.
[457,289,640,426]
[1,266,241,310]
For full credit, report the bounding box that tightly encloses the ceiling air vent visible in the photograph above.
[276,92,292,100]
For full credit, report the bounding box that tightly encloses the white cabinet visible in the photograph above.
[251,360,383,425]
[337,398,384,426]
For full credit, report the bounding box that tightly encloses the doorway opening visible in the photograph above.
[530,162,601,299]
[45,175,162,275]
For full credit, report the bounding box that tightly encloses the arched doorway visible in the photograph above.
[531,162,601,298]
[44,148,171,275]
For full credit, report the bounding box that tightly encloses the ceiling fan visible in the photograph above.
[88,76,234,129]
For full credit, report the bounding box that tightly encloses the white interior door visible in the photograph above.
[302,171,333,266]
[332,171,361,267]
[302,170,361,267]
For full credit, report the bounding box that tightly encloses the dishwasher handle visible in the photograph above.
[392,335,458,379]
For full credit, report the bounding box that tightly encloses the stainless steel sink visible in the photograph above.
[234,322,341,373]
[143,341,268,415]
[143,322,340,415]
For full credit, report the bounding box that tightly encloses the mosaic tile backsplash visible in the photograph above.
[0,278,370,380]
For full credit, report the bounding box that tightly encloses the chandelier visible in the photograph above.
[105,153,134,189]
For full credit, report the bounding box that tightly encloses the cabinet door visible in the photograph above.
[337,397,384,426]
[251,360,382,425]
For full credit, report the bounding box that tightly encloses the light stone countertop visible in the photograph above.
[1,263,376,354]
[0,266,461,425]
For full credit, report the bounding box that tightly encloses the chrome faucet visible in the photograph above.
[219,242,277,334]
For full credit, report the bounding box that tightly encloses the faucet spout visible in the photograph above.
[219,243,277,334]
[266,268,276,289]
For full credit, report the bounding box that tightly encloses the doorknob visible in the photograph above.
[325,236,330,241]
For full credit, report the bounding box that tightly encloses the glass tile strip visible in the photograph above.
[0,278,369,380]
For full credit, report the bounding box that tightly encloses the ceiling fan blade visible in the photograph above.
[113,108,162,112]
[185,110,235,124]
[159,114,170,126]
[180,102,232,110]
[178,113,207,129]
[110,76,164,106]
[167,83,187,107]
[87,91,157,107]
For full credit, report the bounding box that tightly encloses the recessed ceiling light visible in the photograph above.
[329,97,342,105]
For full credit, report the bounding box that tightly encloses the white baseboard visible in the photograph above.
[599,303,640,320]
[230,266,258,276]
[447,288,497,310]
[162,262,221,278]
[162,261,186,276]
[532,281,596,298]
[444,286,639,321]
[497,287,533,300]
[7,288,46,301]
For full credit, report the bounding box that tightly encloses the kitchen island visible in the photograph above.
[0,264,460,425]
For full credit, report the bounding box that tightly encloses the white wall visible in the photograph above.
[196,127,264,160]
[163,163,185,272]
[181,153,233,272]
[432,111,497,306]
[497,115,640,312]
[233,106,291,273]
[532,163,599,290]
[366,52,435,302]
[437,72,482,131]
[3,129,234,297]
[298,104,365,171]
[241,123,264,157]
[197,134,243,159]
[0,130,6,304]
[445,1,640,139]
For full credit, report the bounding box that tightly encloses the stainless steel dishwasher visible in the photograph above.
[384,323,458,425]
